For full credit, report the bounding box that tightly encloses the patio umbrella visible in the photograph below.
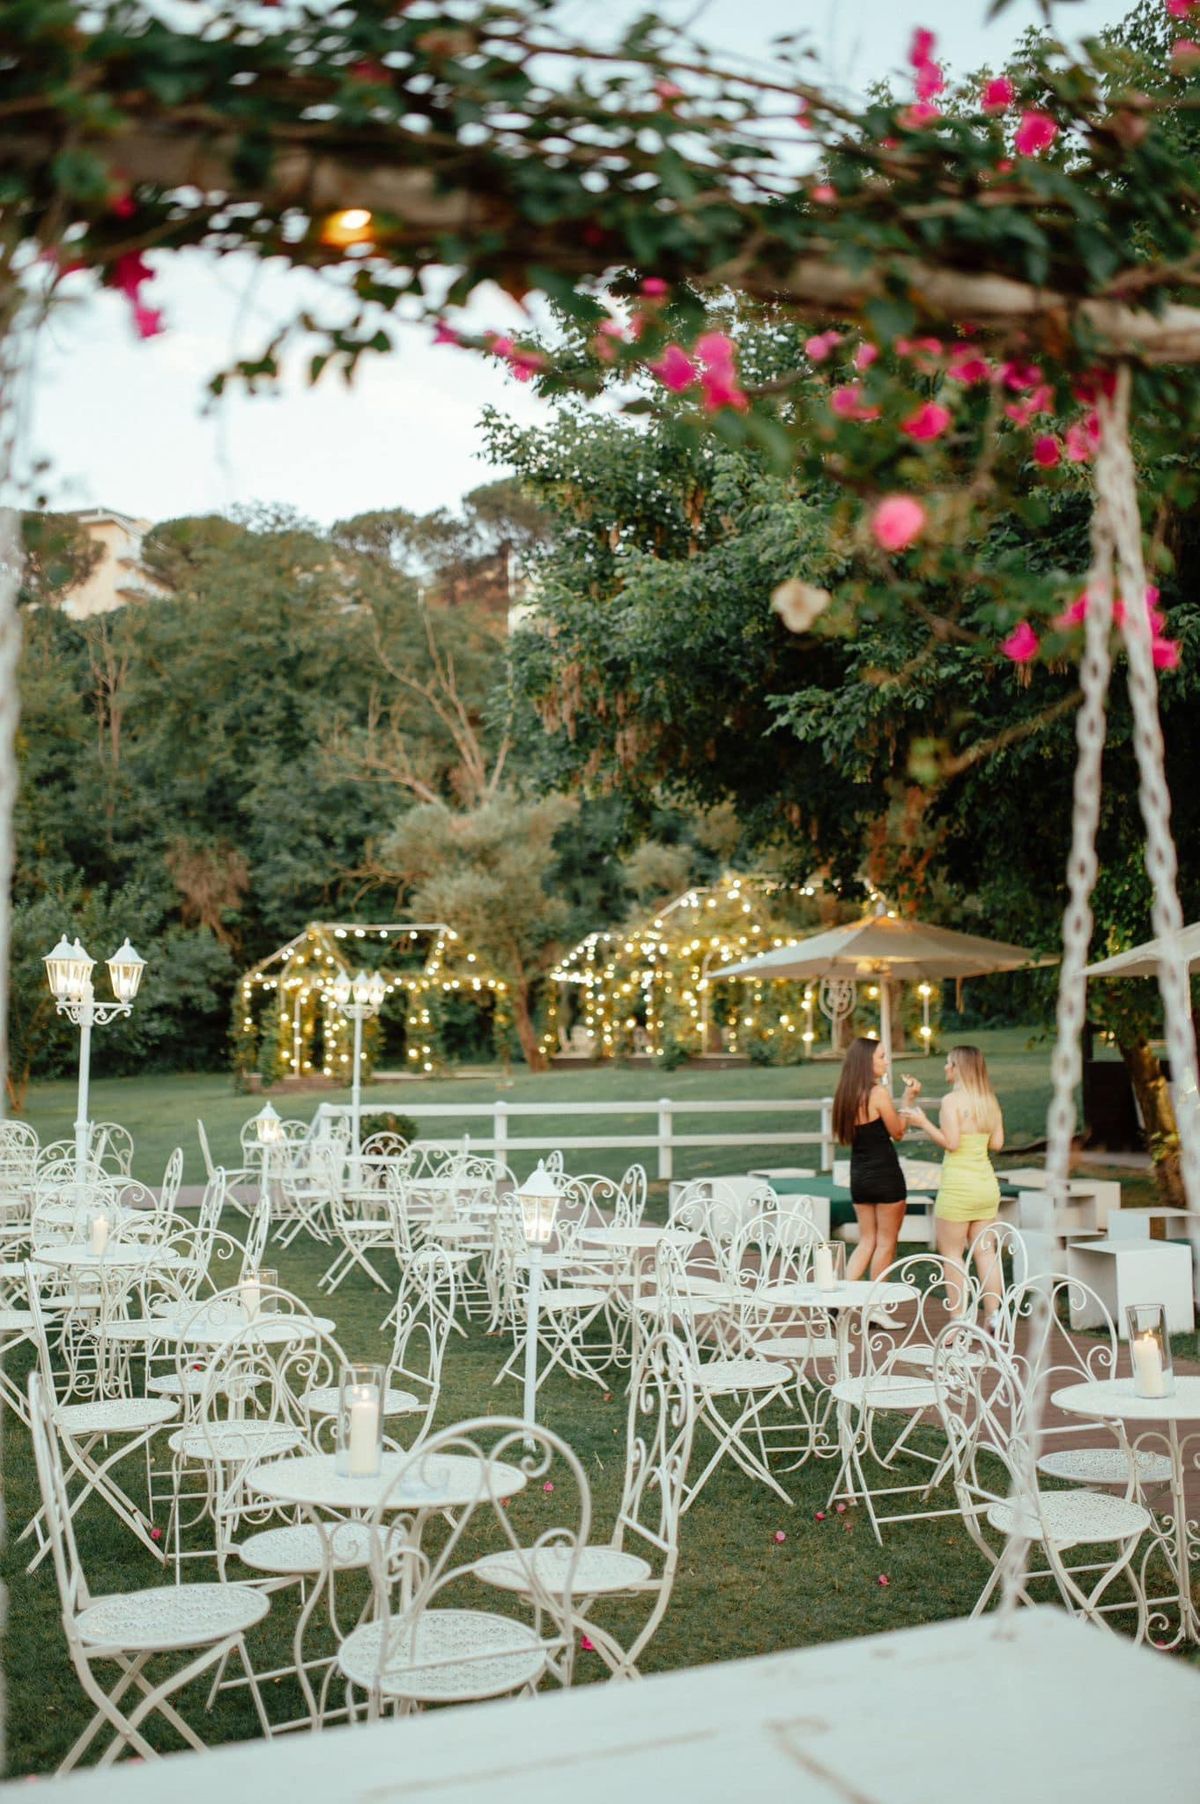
[714,908,1050,1082]
[1084,921,1200,981]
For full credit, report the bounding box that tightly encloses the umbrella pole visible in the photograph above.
[880,977,895,1095]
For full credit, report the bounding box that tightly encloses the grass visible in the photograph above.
[19,1026,1134,1190]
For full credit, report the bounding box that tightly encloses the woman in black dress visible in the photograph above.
[832,1037,917,1280]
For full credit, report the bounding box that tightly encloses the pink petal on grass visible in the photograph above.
[871,495,926,551]
[542,1481,555,1494]
[580,1635,595,1651]
[835,1502,848,1514]
[877,1574,891,1587]
[774,1530,787,1543]
[814,1510,827,1521]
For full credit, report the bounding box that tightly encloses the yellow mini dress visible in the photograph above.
[934,1132,1001,1223]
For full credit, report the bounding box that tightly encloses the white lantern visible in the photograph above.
[517,1160,561,1245]
[352,970,375,1009]
[106,938,146,1004]
[254,1101,284,1145]
[68,938,96,1002]
[44,935,79,1002]
[330,971,353,1009]
[366,972,387,1009]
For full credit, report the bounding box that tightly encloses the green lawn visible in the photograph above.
[21,1026,1105,1189]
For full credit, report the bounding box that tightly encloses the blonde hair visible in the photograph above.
[947,1045,999,1134]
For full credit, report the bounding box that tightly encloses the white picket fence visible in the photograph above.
[315,1095,835,1180]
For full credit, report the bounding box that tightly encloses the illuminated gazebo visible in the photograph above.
[234,921,506,1081]
[545,872,852,1063]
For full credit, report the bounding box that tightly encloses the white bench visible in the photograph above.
[1066,1237,1195,1336]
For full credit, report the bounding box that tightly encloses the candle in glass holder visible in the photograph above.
[89,1215,109,1256]
[1131,1331,1167,1399]
[240,1274,261,1321]
[347,1387,381,1475]
[813,1244,835,1290]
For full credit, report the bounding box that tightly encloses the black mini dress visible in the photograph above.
[849,1115,907,1205]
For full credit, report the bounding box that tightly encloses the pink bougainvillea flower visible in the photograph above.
[831,384,881,422]
[810,183,838,204]
[853,342,879,371]
[701,367,748,412]
[814,1510,827,1521]
[1000,360,1043,392]
[542,1480,555,1494]
[650,344,699,392]
[1172,36,1200,59]
[489,338,544,381]
[433,320,461,346]
[653,79,684,103]
[1002,621,1041,662]
[897,335,944,361]
[1153,636,1182,670]
[981,76,1015,113]
[774,1530,787,1543]
[796,101,811,130]
[909,26,937,65]
[1015,110,1057,155]
[835,1502,848,1513]
[916,60,945,100]
[948,345,991,385]
[150,1526,163,1542]
[351,59,391,84]
[132,303,165,340]
[871,494,927,551]
[877,1574,891,1588]
[110,191,136,220]
[901,401,952,441]
[1033,435,1062,468]
[1065,416,1100,463]
[1167,0,1195,18]
[1054,591,1090,629]
[641,276,669,297]
[1005,384,1053,426]
[805,330,842,362]
[898,101,941,129]
[112,250,153,299]
[695,331,736,367]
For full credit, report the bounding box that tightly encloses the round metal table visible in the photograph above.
[1053,1375,1200,1647]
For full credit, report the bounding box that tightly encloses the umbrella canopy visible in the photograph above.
[714,913,1047,984]
[714,910,1050,1084]
[1084,921,1200,981]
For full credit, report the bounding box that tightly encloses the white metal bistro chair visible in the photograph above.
[28,1370,271,1773]
[932,1322,1151,1634]
[474,1331,695,1678]
[23,1268,179,1571]
[334,1417,590,1719]
[655,1240,794,1512]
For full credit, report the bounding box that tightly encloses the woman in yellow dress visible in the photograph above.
[904,1045,1005,1329]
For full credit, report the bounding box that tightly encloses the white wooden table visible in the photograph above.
[24,1609,1200,1802]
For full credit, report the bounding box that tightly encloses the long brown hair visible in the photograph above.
[833,1037,880,1146]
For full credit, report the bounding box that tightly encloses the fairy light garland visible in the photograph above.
[233,921,504,1081]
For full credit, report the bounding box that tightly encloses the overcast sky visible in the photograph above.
[27,0,1135,528]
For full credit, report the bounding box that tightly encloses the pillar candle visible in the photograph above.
[347,1390,380,1476]
[240,1277,261,1321]
[1131,1331,1166,1399]
[89,1216,109,1256]
[814,1244,835,1290]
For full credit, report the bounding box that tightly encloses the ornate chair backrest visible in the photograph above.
[197,1116,218,1182]
[158,1146,184,1213]
[544,1149,565,1178]
[240,1191,272,1277]
[846,1252,957,1380]
[554,1173,613,1241]
[673,1177,772,1244]
[615,1163,648,1227]
[89,1121,134,1176]
[964,1221,1028,1336]
[616,1330,695,1563]
[28,1371,93,1632]
[361,1416,591,1700]
[192,1286,339,1449]
[931,1321,1026,1525]
[732,1204,821,1291]
[387,1246,457,1446]
[1007,1271,1120,1393]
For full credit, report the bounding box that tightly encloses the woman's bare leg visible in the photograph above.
[846,1205,876,1282]
[871,1201,906,1279]
[966,1220,1003,1318]
[937,1219,970,1317]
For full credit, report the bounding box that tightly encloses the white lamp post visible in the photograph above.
[44,934,145,1184]
[516,1160,561,1446]
[328,968,387,1177]
[252,1099,285,1214]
